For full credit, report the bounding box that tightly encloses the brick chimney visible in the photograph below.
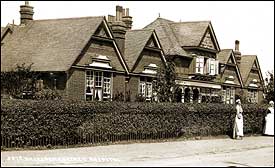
[122,8,133,30]
[20,1,34,25]
[234,40,242,65]
[108,6,128,54]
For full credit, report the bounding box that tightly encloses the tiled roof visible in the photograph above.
[144,18,215,57]
[170,21,210,47]
[239,55,257,83]
[1,16,104,72]
[124,29,154,71]
[217,49,233,64]
[144,18,188,57]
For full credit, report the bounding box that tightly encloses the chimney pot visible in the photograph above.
[235,40,240,51]
[126,8,129,16]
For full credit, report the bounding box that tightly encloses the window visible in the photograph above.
[95,71,102,87]
[103,73,111,99]
[222,86,235,104]
[247,89,258,103]
[35,79,44,91]
[146,82,152,98]
[210,60,215,75]
[207,58,219,75]
[86,71,112,101]
[196,56,204,74]
[139,77,154,100]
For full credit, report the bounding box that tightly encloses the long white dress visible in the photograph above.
[233,105,243,139]
[263,107,274,136]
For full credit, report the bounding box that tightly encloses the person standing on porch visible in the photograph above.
[233,99,244,140]
[263,101,274,136]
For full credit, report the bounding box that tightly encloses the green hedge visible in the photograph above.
[1,99,268,147]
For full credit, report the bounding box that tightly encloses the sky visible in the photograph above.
[1,1,274,78]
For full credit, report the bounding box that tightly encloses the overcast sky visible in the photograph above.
[1,1,274,77]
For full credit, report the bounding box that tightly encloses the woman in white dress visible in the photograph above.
[233,99,244,140]
[263,101,274,136]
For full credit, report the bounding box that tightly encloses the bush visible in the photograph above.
[1,100,268,147]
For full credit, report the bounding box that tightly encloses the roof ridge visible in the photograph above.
[171,20,211,24]
[34,16,104,22]
[127,29,153,32]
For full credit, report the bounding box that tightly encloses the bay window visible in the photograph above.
[139,77,154,101]
[86,70,112,101]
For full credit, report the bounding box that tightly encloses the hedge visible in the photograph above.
[1,99,268,147]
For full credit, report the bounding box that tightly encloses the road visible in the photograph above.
[1,136,274,167]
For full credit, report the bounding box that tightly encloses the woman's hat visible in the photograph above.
[269,101,274,105]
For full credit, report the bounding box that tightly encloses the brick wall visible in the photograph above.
[220,65,241,86]
[133,49,164,73]
[112,73,126,100]
[76,39,125,72]
[66,68,85,100]
[127,76,139,102]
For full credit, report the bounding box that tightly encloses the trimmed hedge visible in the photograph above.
[1,99,268,147]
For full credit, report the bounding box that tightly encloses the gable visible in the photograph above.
[199,28,217,50]
[245,69,262,88]
[128,31,166,73]
[222,65,242,86]
[145,35,159,48]
[252,61,258,69]
[132,49,165,74]
[93,23,111,39]
[227,54,235,64]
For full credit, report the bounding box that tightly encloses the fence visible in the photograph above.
[1,131,181,148]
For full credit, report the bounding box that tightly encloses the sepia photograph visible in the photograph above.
[1,1,274,167]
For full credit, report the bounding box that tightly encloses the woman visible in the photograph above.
[263,101,274,136]
[233,99,243,140]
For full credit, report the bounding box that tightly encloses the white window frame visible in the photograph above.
[196,56,204,74]
[85,70,112,101]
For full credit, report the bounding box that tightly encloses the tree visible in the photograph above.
[264,71,274,103]
[153,56,178,102]
[1,63,39,99]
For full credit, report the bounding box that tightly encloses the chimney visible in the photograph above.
[109,5,127,54]
[234,40,242,65]
[122,8,133,30]
[20,1,34,25]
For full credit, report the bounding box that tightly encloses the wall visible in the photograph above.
[76,39,125,72]
[66,68,85,100]
[174,56,192,78]
[132,49,164,73]
[127,76,139,102]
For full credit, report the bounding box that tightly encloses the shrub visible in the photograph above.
[1,100,268,147]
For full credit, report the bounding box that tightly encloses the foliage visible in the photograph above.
[1,63,39,99]
[33,88,61,100]
[153,57,178,102]
[1,100,268,147]
[264,71,274,103]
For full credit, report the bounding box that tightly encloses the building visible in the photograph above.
[143,17,264,104]
[1,2,265,103]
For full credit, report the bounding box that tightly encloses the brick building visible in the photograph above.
[1,2,265,103]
